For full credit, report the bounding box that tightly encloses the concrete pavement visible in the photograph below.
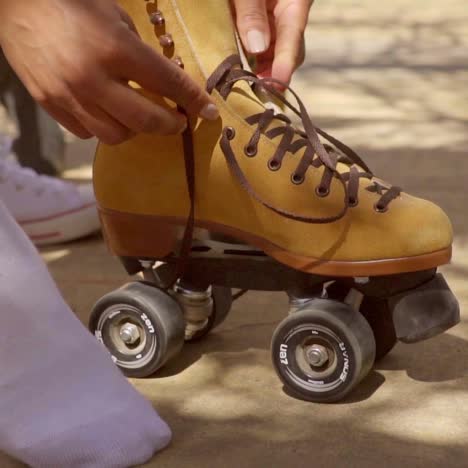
[1,0,467,466]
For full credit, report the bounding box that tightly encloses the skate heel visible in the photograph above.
[98,208,178,259]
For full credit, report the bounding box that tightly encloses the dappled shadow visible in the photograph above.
[141,396,468,468]
[306,0,468,69]
[293,0,468,249]
[377,328,468,382]
[38,232,468,404]
[156,292,468,385]
[38,238,468,387]
[38,236,130,319]
[134,325,468,468]
[2,1,466,466]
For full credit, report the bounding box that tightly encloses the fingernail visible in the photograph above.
[247,30,267,54]
[200,103,219,121]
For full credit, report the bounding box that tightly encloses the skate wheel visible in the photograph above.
[271,299,376,403]
[326,282,397,361]
[89,281,185,378]
[185,286,233,342]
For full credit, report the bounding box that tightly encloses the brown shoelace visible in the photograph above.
[176,55,401,281]
[207,55,401,221]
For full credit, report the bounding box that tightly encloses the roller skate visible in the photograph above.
[90,0,460,403]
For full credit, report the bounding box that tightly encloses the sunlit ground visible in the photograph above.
[1,1,467,467]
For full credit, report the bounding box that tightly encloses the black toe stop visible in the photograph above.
[390,273,460,343]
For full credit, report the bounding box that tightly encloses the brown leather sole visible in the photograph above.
[99,207,452,277]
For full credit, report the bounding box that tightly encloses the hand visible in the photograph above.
[232,0,313,85]
[0,0,219,144]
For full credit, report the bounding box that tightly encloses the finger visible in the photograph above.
[272,37,305,86]
[272,1,311,84]
[254,46,275,78]
[253,16,276,78]
[232,0,270,54]
[118,32,219,121]
[39,103,93,140]
[66,95,133,145]
[33,69,133,145]
[76,104,133,145]
[99,81,187,135]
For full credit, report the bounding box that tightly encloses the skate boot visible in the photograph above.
[90,0,459,402]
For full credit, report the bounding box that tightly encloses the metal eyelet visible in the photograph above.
[149,11,165,26]
[267,159,281,171]
[224,127,236,140]
[159,34,174,48]
[374,203,388,213]
[315,186,330,197]
[348,197,358,207]
[244,144,258,157]
[291,173,305,185]
[172,56,184,69]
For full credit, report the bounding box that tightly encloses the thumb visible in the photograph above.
[233,0,270,54]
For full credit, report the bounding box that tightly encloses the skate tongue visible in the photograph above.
[207,56,274,123]
[164,0,268,114]
[173,0,239,76]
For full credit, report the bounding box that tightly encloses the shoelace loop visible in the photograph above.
[207,55,402,222]
[171,55,402,287]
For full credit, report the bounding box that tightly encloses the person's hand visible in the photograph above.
[0,0,219,144]
[232,0,313,85]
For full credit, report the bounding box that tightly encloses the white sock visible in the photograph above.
[0,200,171,468]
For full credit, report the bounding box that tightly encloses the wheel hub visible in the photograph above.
[119,323,141,345]
[305,344,329,367]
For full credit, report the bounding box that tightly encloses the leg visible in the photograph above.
[0,200,171,468]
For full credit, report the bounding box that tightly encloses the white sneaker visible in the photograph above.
[0,135,100,246]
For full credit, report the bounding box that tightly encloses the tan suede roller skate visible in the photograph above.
[90,0,459,402]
